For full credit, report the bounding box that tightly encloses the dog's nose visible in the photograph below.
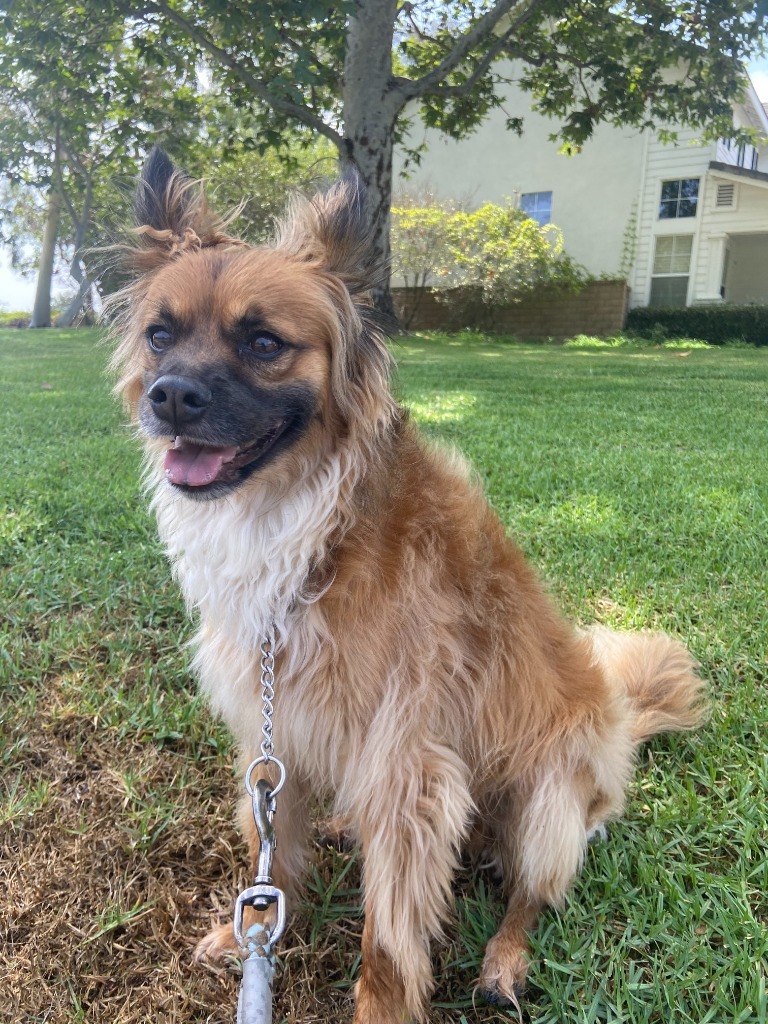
[147,374,212,427]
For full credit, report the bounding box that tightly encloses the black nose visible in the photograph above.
[147,374,212,427]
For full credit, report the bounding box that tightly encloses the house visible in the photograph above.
[394,66,768,310]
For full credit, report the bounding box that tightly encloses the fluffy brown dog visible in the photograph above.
[111,147,706,1023]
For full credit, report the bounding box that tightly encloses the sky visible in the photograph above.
[0,250,39,312]
[748,55,768,103]
[3,57,768,314]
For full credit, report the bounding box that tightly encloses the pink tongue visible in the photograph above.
[164,438,238,487]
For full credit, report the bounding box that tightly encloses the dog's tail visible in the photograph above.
[586,625,707,744]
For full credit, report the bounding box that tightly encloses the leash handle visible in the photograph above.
[237,948,275,1024]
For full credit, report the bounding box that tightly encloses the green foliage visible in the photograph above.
[0,0,207,321]
[187,136,337,245]
[398,1,767,149]
[392,198,586,328]
[448,203,585,304]
[390,194,462,325]
[0,310,30,327]
[627,304,768,346]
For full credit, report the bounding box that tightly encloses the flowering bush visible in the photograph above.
[391,198,585,325]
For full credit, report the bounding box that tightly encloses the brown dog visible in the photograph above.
[111,147,706,1023]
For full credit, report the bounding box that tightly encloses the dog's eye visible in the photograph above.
[243,333,284,359]
[148,328,173,353]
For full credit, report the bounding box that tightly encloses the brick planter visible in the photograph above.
[393,280,630,339]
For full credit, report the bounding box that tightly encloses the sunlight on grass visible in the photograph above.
[407,391,476,423]
[547,493,621,530]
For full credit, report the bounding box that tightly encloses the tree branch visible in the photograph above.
[396,0,548,103]
[139,1,343,148]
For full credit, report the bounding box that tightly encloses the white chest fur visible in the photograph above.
[148,453,350,758]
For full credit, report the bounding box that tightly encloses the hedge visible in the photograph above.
[626,304,768,346]
[0,311,31,328]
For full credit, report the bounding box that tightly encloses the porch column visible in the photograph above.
[700,233,727,303]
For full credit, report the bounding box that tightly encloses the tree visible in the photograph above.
[108,0,766,317]
[4,2,765,320]
[0,2,201,325]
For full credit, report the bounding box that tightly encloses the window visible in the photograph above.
[649,235,692,307]
[659,179,699,219]
[520,191,553,226]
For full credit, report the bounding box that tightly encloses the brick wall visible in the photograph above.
[393,280,630,339]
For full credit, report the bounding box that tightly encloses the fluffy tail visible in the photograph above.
[586,625,708,744]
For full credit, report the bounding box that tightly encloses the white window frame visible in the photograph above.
[649,235,694,307]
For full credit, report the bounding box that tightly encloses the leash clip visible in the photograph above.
[234,884,287,950]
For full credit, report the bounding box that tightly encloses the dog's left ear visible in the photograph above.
[133,145,234,261]
[274,174,381,296]
[276,176,396,436]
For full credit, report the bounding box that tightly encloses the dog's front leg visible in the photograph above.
[351,740,473,1023]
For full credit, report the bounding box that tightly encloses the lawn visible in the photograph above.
[1,327,767,1024]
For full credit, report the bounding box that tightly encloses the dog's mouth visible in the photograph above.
[164,421,285,489]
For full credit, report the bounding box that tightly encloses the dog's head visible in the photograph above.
[111,147,394,500]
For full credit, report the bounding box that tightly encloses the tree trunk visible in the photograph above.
[57,179,93,328]
[57,275,92,327]
[342,0,402,325]
[30,187,62,329]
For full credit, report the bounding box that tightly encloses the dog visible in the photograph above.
[111,146,706,1023]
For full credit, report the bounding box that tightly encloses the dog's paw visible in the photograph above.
[477,936,528,1011]
[317,814,354,852]
[193,921,239,964]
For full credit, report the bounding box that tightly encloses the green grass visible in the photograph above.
[2,327,767,1023]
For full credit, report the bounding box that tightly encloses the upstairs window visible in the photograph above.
[659,179,699,219]
[520,191,553,226]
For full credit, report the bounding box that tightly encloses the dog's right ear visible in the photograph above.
[135,145,187,232]
[133,145,234,257]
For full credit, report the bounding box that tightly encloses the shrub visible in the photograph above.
[391,198,586,328]
[0,311,30,328]
[626,304,768,346]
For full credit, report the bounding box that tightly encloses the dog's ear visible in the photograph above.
[274,174,381,296]
[133,145,234,257]
[135,145,187,233]
[276,176,396,438]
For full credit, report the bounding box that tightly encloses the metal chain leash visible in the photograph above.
[259,630,276,761]
[234,627,287,1024]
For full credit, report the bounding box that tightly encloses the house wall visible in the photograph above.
[693,179,768,303]
[394,68,645,278]
[629,129,716,307]
[395,65,768,311]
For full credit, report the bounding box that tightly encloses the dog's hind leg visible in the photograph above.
[350,739,474,1024]
[477,764,597,1005]
[194,768,310,963]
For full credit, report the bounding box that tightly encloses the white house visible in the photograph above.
[394,67,768,309]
